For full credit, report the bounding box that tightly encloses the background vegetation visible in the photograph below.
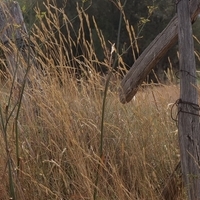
[0,0,200,199]
[17,0,200,81]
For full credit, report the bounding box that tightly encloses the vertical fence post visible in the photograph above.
[0,1,38,84]
[177,0,200,199]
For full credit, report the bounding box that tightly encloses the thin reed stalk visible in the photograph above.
[93,2,129,198]
[0,1,185,199]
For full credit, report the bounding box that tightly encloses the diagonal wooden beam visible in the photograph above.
[119,0,200,104]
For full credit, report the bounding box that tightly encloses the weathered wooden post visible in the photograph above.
[177,0,200,199]
[0,1,25,82]
[0,1,37,84]
[118,0,200,198]
[119,0,200,103]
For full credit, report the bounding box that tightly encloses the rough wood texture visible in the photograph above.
[177,0,200,199]
[119,0,200,104]
[0,2,27,43]
[0,1,28,79]
[0,1,39,85]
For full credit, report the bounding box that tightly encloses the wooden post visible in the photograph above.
[177,0,200,199]
[119,0,200,103]
[0,1,37,84]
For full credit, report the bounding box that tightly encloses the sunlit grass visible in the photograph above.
[0,1,186,200]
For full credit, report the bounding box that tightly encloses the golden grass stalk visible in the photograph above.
[0,1,186,199]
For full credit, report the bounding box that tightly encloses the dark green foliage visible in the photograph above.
[18,0,200,79]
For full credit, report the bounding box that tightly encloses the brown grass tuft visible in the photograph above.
[0,1,186,199]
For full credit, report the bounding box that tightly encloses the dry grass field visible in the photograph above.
[0,1,197,200]
[0,72,184,199]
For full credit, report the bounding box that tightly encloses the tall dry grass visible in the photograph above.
[0,1,185,200]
